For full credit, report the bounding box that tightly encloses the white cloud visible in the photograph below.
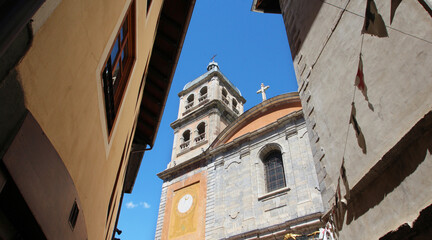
[140,202,151,209]
[126,201,138,209]
[126,201,150,209]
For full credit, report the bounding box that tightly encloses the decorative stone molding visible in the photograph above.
[258,187,290,201]
[285,126,297,139]
[225,160,241,170]
[229,211,240,219]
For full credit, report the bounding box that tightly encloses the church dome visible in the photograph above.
[207,61,219,71]
[182,61,243,97]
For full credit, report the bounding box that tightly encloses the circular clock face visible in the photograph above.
[177,194,193,213]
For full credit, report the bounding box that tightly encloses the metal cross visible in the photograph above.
[210,54,217,62]
[257,83,270,102]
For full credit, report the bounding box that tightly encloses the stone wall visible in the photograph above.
[207,117,323,239]
[278,0,432,238]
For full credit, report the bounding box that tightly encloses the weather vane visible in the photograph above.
[210,54,217,62]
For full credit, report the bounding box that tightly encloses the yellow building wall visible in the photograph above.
[16,0,164,239]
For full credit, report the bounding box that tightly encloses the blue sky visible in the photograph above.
[116,1,297,239]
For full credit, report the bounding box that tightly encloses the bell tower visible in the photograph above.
[168,61,246,167]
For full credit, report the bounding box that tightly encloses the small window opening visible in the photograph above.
[232,99,237,107]
[197,122,205,135]
[221,88,228,105]
[232,99,239,114]
[69,201,79,230]
[195,122,206,143]
[185,94,194,110]
[222,88,227,97]
[180,130,191,150]
[183,130,190,142]
[200,87,207,96]
[187,94,194,103]
[199,87,208,102]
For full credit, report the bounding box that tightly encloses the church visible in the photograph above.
[155,62,324,240]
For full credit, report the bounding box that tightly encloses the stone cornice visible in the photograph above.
[178,70,246,103]
[170,99,238,130]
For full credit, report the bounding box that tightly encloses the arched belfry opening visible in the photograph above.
[182,130,190,142]
[195,122,206,143]
[199,86,207,102]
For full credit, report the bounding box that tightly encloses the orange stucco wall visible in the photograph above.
[225,104,302,144]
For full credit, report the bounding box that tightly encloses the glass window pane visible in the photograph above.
[122,41,128,62]
[110,37,120,65]
[264,151,286,192]
[112,61,121,91]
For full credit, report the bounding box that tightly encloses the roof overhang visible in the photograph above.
[178,69,246,104]
[124,0,196,194]
[251,0,281,14]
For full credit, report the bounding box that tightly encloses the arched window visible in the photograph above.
[222,88,227,98]
[180,130,191,150]
[232,99,239,114]
[199,87,207,102]
[185,94,194,110]
[182,130,190,142]
[195,122,206,143]
[187,94,194,103]
[197,122,205,135]
[232,99,237,107]
[221,88,228,105]
[200,86,207,96]
[263,151,286,192]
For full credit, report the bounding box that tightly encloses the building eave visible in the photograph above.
[170,99,238,130]
[178,70,246,104]
[251,0,281,14]
[124,0,196,194]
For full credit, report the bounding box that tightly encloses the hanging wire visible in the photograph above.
[341,33,364,164]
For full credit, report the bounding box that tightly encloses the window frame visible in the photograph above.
[101,0,136,135]
[263,151,286,193]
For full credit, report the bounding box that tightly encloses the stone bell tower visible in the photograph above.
[168,61,246,167]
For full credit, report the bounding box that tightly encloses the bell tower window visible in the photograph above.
[232,99,239,114]
[221,88,228,105]
[185,94,194,110]
[195,122,206,143]
[199,87,208,102]
[180,130,191,150]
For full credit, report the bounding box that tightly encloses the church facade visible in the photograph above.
[155,62,324,239]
